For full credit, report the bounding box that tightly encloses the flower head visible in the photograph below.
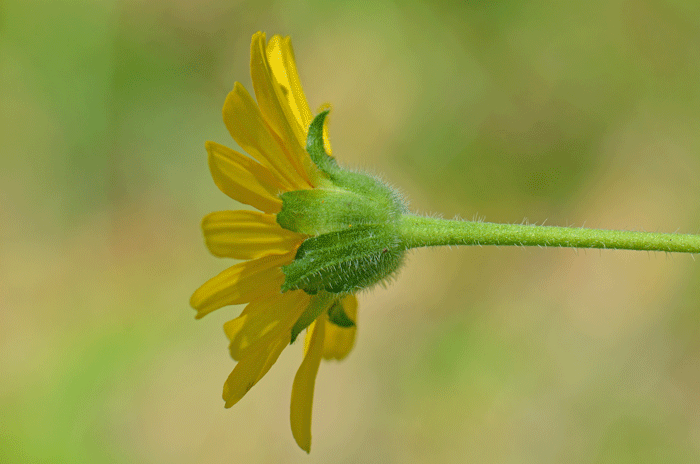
[191,32,408,452]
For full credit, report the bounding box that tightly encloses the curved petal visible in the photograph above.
[223,336,287,408]
[321,105,333,157]
[202,210,304,260]
[206,141,282,214]
[290,315,326,453]
[322,295,358,360]
[223,83,310,191]
[189,252,292,318]
[224,289,310,361]
[250,32,318,187]
[311,103,333,157]
[266,35,312,146]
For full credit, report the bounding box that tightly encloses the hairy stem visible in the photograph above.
[400,214,700,254]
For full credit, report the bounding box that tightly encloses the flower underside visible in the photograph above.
[190,32,404,453]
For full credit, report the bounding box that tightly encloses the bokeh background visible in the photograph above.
[3,0,700,462]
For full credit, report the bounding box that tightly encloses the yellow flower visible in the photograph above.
[190,32,358,453]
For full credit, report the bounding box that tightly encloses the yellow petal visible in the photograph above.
[206,141,282,214]
[317,103,334,157]
[202,210,304,260]
[250,32,318,187]
[322,295,358,360]
[266,35,312,147]
[290,315,326,453]
[189,252,292,318]
[222,336,287,408]
[224,289,310,361]
[223,83,310,191]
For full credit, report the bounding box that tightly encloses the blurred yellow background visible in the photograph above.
[3,0,700,462]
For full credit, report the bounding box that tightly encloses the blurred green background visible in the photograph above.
[3,0,700,462]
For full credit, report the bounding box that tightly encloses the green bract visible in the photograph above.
[278,111,408,297]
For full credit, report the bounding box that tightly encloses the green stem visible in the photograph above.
[399,214,700,254]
